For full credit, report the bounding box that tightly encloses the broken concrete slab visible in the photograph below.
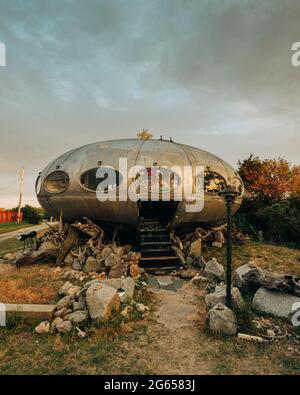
[252,287,300,319]
[4,304,55,322]
[148,276,184,292]
[156,276,174,287]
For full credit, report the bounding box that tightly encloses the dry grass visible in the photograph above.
[0,264,64,304]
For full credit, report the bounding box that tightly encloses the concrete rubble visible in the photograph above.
[169,225,247,267]
[252,287,300,319]
[1,218,142,281]
[35,274,151,334]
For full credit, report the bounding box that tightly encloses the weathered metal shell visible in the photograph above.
[36,138,243,229]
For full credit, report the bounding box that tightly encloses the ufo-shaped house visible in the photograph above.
[36,138,243,232]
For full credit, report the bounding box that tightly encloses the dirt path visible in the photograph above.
[126,277,216,374]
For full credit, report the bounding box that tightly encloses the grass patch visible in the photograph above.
[278,356,300,374]
[203,240,300,276]
[0,237,24,256]
[0,222,35,235]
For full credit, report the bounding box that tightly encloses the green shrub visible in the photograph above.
[235,197,300,245]
[21,205,42,224]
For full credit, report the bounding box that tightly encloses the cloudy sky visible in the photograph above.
[0,0,299,208]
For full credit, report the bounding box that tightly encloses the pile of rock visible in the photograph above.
[35,276,148,335]
[202,259,300,336]
[169,225,247,267]
[1,218,142,280]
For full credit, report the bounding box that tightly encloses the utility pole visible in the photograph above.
[17,167,25,224]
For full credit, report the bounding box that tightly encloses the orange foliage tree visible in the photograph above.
[238,155,300,203]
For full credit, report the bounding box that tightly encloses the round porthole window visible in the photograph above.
[203,172,226,194]
[35,175,42,196]
[44,171,70,194]
[80,167,123,192]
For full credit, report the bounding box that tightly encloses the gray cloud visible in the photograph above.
[0,0,299,207]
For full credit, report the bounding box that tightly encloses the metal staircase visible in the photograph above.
[138,217,180,271]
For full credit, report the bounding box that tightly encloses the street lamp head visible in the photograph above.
[218,185,240,204]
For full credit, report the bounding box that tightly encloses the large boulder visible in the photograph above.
[208,303,237,335]
[252,287,300,319]
[101,277,135,303]
[204,258,225,281]
[234,263,255,290]
[86,282,121,323]
[205,284,245,310]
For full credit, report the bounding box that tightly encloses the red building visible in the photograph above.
[0,208,22,223]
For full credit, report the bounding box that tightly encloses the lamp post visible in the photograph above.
[219,185,240,308]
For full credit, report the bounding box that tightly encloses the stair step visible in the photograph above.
[138,217,179,269]
[141,249,175,257]
[140,255,178,261]
[139,256,180,269]
[141,241,171,247]
[139,229,166,234]
[141,235,169,242]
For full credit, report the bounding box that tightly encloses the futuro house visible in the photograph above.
[36,138,244,231]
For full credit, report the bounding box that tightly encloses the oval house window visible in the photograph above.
[80,167,123,192]
[204,172,226,194]
[44,171,70,194]
[35,175,42,196]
